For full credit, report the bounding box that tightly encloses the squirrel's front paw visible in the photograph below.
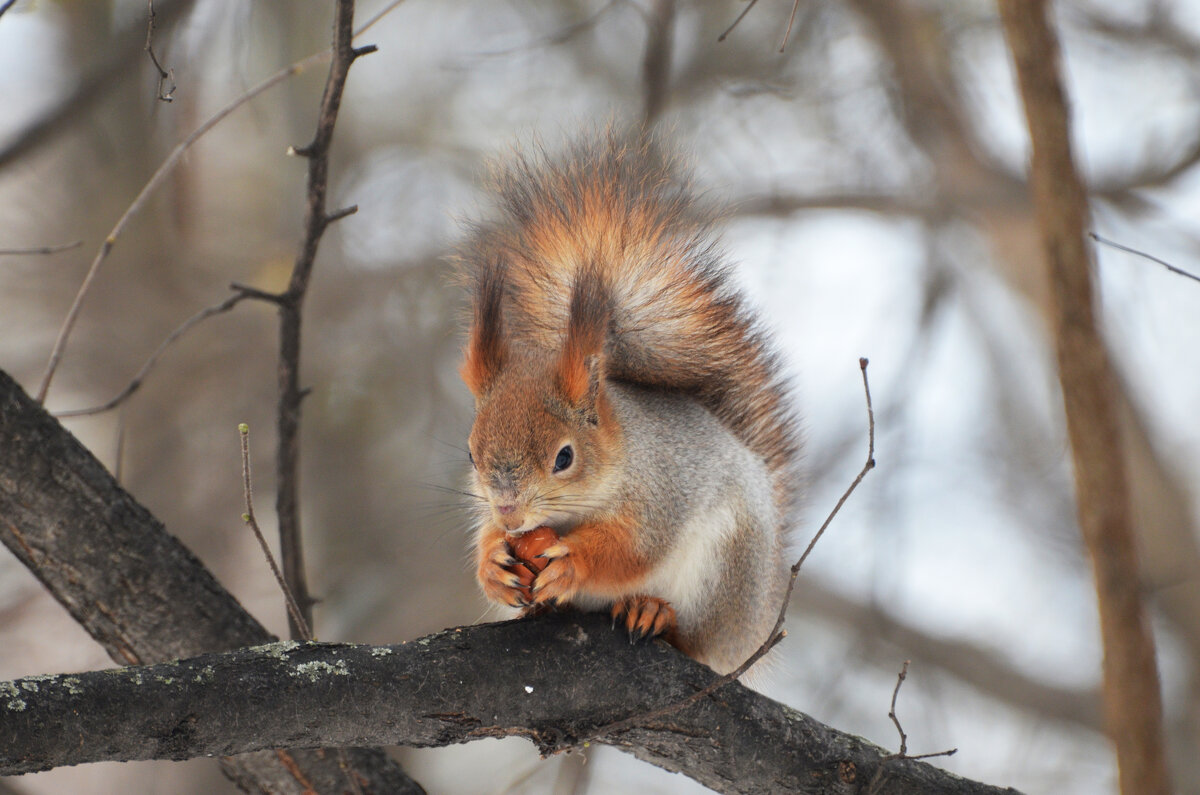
[530,542,582,604]
[476,537,527,608]
[611,595,677,642]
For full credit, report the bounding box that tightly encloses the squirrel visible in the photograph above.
[457,133,801,676]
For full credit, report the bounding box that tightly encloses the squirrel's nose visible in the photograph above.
[496,503,516,515]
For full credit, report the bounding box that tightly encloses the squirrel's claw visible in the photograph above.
[534,542,569,561]
[477,534,527,608]
[530,549,580,604]
[611,595,677,643]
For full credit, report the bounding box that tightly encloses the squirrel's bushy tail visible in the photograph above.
[461,132,801,518]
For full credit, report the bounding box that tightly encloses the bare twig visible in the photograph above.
[227,281,286,304]
[355,0,410,36]
[797,577,1104,730]
[0,241,82,256]
[791,357,876,574]
[1000,3,1169,793]
[1090,232,1200,285]
[239,424,312,641]
[0,0,197,173]
[145,0,176,102]
[34,2,407,404]
[867,661,957,793]
[587,358,876,744]
[887,660,911,756]
[717,0,800,52]
[35,50,330,405]
[0,0,19,22]
[717,0,760,42]
[272,0,375,641]
[53,290,255,418]
[778,0,801,52]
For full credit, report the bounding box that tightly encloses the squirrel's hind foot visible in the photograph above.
[611,595,677,643]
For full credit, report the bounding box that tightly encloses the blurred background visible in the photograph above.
[1,1,1198,793]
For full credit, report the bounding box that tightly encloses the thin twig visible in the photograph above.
[0,1,197,174]
[868,661,956,793]
[717,0,759,42]
[34,1,408,404]
[53,290,256,418]
[145,0,176,102]
[887,660,911,756]
[1090,232,1200,284]
[791,357,876,574]
[778,0,801,52]
[586,358,876,744]
[228,281,286,305]
[356,0,410,36]
[0,0,18,22]
[239,424,312,641]
[35,51,327,404]
[0,241,82,256]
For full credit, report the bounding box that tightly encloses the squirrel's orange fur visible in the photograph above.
[459,132,800,676]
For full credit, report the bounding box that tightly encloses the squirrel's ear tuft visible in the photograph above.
[556,268,610,417]
[461,262,508,397]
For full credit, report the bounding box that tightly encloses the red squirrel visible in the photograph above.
[458,133,801,675]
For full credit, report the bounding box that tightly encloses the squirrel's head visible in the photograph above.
[461,264,620,534]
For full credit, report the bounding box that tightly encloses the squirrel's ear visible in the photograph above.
[461,263,507,397]
[557,349,606,425]
[556,269,609,421]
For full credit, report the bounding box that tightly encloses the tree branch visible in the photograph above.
[0,241,82,256]
[0,0,196,172]
[34,47,336,404]
[795,579,1103,733]
[273,0,372,640]
[32,0,400,406]
[52,289,255,418]
[998,3,1169,793]
[0,368,421,793]
[145,0,177,102]
[640,0,674,128]
[0,364,1025,793]
[0,612,1021,795]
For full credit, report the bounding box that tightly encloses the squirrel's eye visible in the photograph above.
[552,445,574,473]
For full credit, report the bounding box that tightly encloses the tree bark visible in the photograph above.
[0,369,422,794]
[997,3,1170,793]
[0,611,1021,795]
[0,366,1026,793]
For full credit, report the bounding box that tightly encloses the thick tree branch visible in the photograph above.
[998,3,1170,793]
[0,368,420,793]
[0,612,1021,795]
[0,365,1027,793]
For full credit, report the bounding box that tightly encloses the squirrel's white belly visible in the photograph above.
[637,501,739,624]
